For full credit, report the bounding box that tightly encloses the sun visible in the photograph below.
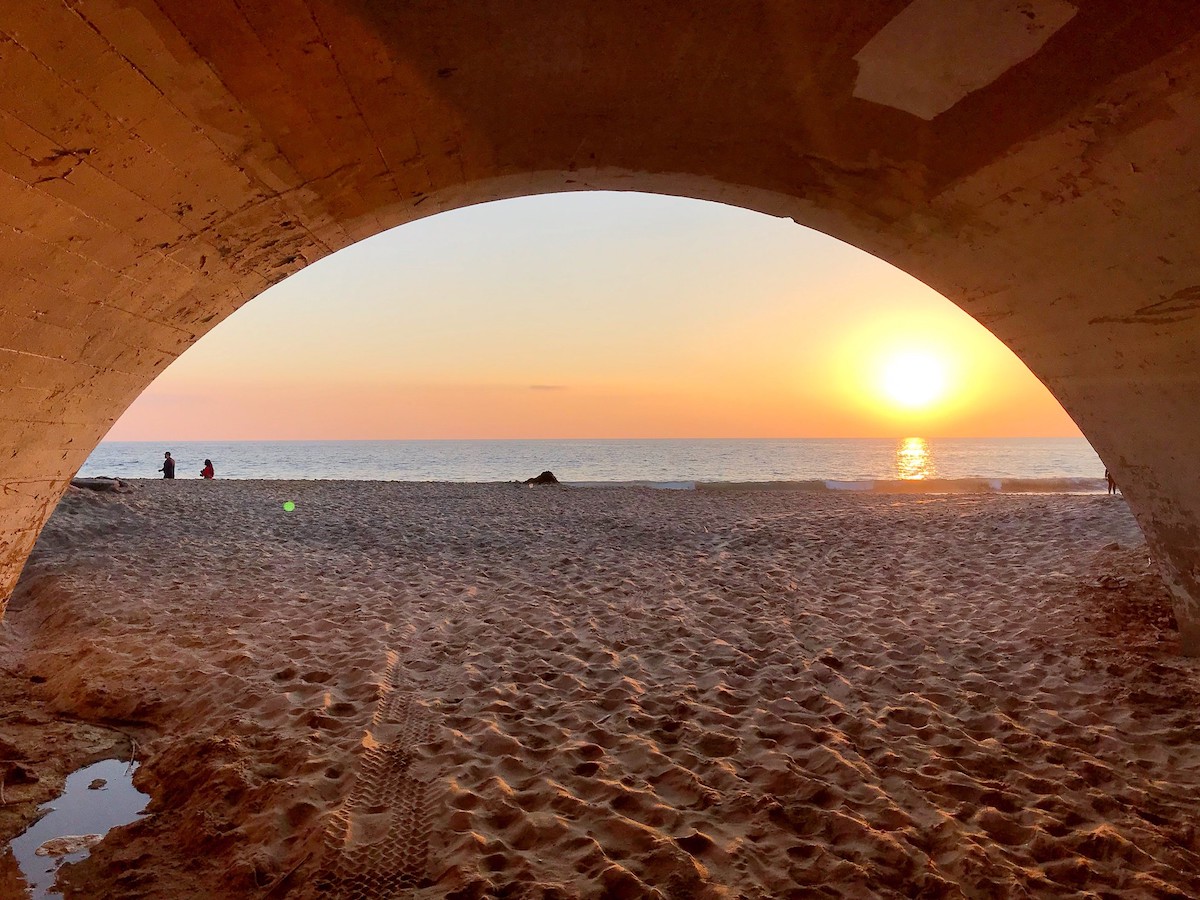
[878,351,948,409]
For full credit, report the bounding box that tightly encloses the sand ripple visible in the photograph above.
[5,483,1199,897]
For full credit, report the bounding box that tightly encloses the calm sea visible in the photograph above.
[77,438,1107,492]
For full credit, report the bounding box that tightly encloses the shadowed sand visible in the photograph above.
[2,482,1198,897]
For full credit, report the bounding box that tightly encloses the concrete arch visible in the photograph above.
[2,2,1200,647]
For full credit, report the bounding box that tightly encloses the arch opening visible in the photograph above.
[93,191,1084,451]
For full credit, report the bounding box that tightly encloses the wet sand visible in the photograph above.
[1,481,1198,898]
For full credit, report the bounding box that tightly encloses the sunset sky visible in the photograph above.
[107,192,1080,441]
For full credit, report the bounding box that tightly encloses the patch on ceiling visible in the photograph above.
[852,0,1077,120]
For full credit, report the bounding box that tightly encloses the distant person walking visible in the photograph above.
[160,451,175,479]
[200,459,215,479]
[1105,468,1118,495]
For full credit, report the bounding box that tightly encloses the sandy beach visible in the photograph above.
[1,481,1198,898]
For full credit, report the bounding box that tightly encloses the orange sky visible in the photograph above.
[107,193,1080,441]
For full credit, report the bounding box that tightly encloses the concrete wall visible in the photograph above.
[2,2,1199,646]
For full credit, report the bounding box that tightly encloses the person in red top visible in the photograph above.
[200,459,215,479]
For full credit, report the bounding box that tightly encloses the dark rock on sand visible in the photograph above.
[523,471,560,485]
[70,478,132,493]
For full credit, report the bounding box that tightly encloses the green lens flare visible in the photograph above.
[283,501,296,512]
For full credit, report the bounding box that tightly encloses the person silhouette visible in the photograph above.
[159,451,175,479]
[1105,468,1118,495]
[201,459,214,479]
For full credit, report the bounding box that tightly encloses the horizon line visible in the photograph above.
[97,434,1090,444]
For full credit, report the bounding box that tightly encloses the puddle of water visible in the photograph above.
[7,758,150,899]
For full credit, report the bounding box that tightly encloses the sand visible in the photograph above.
[1,481,1198,898]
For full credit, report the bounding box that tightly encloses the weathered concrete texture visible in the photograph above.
[853,0,1079,120]
[2,2,1200,646]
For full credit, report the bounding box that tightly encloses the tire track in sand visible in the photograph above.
[317,650,435,896]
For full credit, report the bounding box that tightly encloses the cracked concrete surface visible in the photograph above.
[1,2,1200,648]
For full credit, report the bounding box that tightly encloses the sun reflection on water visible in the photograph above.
[896,437,934,480]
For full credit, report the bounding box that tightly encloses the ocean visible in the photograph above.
[77,437,1107,492]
